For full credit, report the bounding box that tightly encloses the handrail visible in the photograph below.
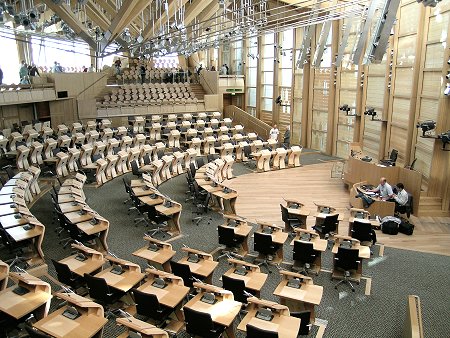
[223,105,271,140]
[77,71,109,98]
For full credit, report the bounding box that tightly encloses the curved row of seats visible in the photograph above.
[0,166,45,267]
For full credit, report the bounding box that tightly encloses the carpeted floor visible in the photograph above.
[6,151,447,337]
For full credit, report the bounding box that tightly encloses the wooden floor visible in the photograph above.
[226,163,450,256]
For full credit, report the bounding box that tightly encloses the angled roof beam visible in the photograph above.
[41,0,97,49]
[107,0,151,43]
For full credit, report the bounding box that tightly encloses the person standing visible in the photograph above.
[283,125,291,146]
[19,61,28,83]
[0,65,3,85]
[29,64,40,77]
[269,124,280,142]
[140,64,146,84]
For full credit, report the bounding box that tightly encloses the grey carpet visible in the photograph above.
[2,152,448,338]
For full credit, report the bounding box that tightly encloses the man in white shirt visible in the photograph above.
[269,124,280,142]
[394,182,408,207]
[369,177,394,200]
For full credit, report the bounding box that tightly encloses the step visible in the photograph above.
[419,196,442,207]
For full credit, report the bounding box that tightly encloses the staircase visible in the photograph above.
[190,84,206,101]
[418,196,449,216]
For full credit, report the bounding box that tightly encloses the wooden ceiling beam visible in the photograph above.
[107,0,151,42]
[40,0,97,49]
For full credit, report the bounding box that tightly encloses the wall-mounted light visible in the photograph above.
[438,131,450,150]
[416,120,436,137]
[444,84,450,96]
[364,108,380,121]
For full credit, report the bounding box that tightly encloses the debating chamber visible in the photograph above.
[0,0,449,337]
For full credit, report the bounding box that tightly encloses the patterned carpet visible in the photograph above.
[3,152,448,337]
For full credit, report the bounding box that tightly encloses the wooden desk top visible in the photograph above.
[178,257,218,278]
[132,186,156,197]
[59,201,84,213]
[64,210,95,224]
[212,190,238,199]
[332,237,371,259]
[290,236,328,252]
[237,308,301,338]
[287,206,310,217]
[349,217,380,227]
[313,211,345,221]
[0,284,52,319]
[60,254,105,277]
[116,317,169,338]
[77,219,109,236]
[0,194,16,205]
[33,306,107,338]
[6,224,43,242]
[137,277,189,309]
[155,203,182,216]
[221,223,252,237]
[223,267,268,292]
[0,213,29,229]
[183,292,241,327]
[139,195,164,206]
[256,229,289,245]
[132,245,175,265]
[199,184,223,193]
[0,203,19,216]
[273,279,323,306]
[95,266,145,292]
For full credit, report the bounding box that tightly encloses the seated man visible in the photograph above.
[369,177,394,201]
[393,183,408,212]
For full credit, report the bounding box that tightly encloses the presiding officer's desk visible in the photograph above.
[132,236,176,272]
[331,235,370,283]
[183,282,241,338]
[237,297,301,338]
[116,316,169,338]
[220,214,252,255]
[223,258,268,297]
[33,292,107,338]
[350,181,397,218]
[0,272,52,321]
[344,156,422,216]
[273,270,323,321]
[94,255,145,293]
[255,221,289,264]
[290,228,327,273]
[137,268,189,321]
[282,198,310,231]
[59,244,105,277]
[178,247,218,284]
[348,208,380,234]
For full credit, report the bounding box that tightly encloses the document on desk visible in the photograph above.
[40,318,79,336]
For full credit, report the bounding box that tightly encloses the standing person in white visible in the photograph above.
[269,124,280,142]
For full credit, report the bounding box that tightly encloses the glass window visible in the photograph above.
[247,87,256,106]
[281,69,292,87]
[262,85,273,97]
[262,98,273,111]
[0,33,21,84]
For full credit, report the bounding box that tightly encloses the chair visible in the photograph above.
[122,177,132,204]
[131,289,173,326]
[217,226,244,260]
[253,232,280,273]
[222,274,252,304]
[51,259,85,291]
[246,323,278,338]
[333,247,361,292]
[351,220,376,246]
[24,324,52,338]
[184,307,225,338]
[313,214,339,239]
[380,149,398,166]
[192,181,212,226]
[84,273,124,317]
[291,310,313,336]
[396,194,413,218]
[169,260,195,288]
[292,241,319,276]
[280,204,303,234]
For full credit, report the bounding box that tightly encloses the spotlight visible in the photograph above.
[29,10,38,22]
[339,104,351,113]
[446,72,450,80]
[444,84,450,96]
[7,5,14,15]
[364,108,378,120]
[416,120,436,137]
[438,130,450,150]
